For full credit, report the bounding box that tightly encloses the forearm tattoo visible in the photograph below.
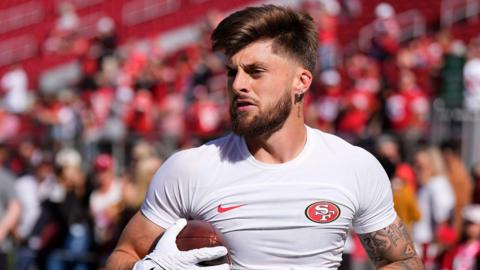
[389,258,424,270]
[358,218,422,269]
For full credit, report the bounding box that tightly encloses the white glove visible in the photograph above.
[133,219,230,270]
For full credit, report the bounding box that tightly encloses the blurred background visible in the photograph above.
[0,0,480,269]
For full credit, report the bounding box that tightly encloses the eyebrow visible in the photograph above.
[226,62,268,71]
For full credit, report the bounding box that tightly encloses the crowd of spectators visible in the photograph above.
[1,1,480,269]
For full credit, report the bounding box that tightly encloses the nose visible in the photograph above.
[230,69,250,94]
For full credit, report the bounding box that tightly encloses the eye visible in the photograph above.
[226,68,237,78]
[248,69,264,78]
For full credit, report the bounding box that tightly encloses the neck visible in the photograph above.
[99,179,114,193]
[244,121,307,164]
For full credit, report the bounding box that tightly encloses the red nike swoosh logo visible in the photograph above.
[217,204,246,213]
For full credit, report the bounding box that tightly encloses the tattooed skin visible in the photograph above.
[358,218,423,269]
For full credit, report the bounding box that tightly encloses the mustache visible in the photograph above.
[231,95,257,106]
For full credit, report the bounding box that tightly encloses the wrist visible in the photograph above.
[132,258,163,270]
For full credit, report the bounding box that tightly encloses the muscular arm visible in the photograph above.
[358,217,423,270]
[105,211,166,270]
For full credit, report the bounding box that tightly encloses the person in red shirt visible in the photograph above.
[386,69,429,134]
[185,86,223,143]
[124,90,155,136]
[307,69,343,133]
[442,205,480,270]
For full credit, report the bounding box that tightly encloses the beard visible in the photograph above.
[230,90,292,138]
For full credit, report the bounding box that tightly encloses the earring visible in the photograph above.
[295,92,304,117]
[295,92,304,103]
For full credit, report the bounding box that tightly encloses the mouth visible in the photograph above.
[233,98,256,111]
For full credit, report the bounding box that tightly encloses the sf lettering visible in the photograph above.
[314,204,335,221]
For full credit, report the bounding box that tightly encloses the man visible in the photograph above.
[464,38,480,112]
[106,5,422,269]
[90,153,124,265]
[0,145,21,269]
[412,146,454,268]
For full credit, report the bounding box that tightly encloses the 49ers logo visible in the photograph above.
[305,201,341,223]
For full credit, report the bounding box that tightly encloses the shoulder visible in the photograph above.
[429,175,450,186]
[166,133,237,165]
[311,129,389,187]
[310,128,378,165]
[0,168,16,182]
[154,133,240,179]
[0,172,17,193]
[429,175,454,192]
[465,59,480,72]
[14,175,36,189]
[309,128,354,152]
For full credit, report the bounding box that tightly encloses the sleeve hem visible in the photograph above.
[140,207,174,230]
[353,212,397,235]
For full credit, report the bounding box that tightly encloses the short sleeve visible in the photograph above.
[0,172,18,205]
[352,150,397,234]
[140,154,191,229]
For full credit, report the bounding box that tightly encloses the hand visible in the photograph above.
[132,219,229,270]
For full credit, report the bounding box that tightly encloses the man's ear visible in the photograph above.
[294,68,313,94]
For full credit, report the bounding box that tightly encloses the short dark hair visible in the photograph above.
[211,4,318,73]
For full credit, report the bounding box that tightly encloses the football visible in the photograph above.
[176,220,230,266]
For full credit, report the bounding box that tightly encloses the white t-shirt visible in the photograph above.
[14,175,40,240]
[464,58,480,111]
[413,175,455,245]
[141,126,396,269]
[0,68,29,113]
[90,180,122,216]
